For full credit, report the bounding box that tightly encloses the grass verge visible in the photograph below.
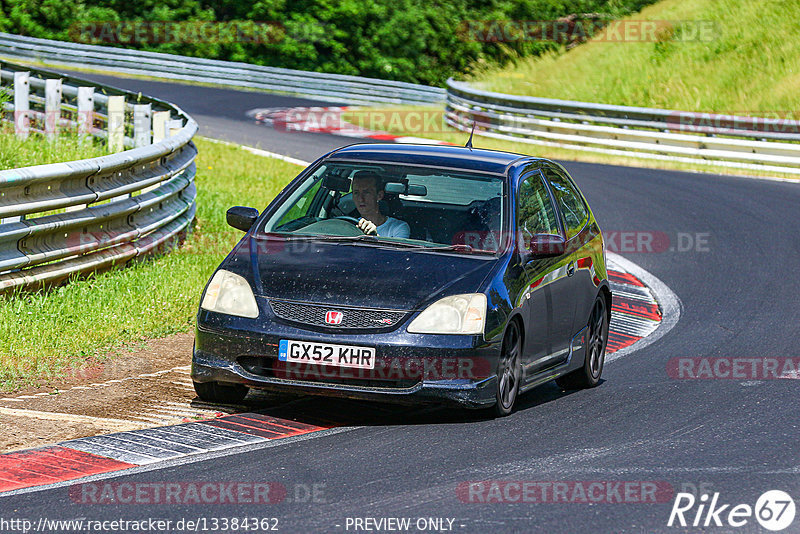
[0,124,106,169]
[0,137,303,391]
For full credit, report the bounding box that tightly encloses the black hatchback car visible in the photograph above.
[192,144,610,416]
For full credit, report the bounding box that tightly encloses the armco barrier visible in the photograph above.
[0,32,445,106]
[2,33,795,174]
[446,79,800,175]
[0,61,197,292]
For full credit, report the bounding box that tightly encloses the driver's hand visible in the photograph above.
[357,218,378,235]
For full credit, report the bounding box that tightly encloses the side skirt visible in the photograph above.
[519,326,588,394]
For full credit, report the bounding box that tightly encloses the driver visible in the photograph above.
[351,170,410,238]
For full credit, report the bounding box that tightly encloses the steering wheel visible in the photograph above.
[333,216,361,226]
[333,215,376,236]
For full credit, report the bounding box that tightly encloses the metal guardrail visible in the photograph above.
[446,79,800,175]
[0,61,197,292]
[0,32,445,106]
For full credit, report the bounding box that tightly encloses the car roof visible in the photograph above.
[324,143,542,175]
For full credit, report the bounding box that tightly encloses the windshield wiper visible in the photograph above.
[417,244,495,254]
[260,234,493,253]
[273,234,365,242]
[278,234,431,247]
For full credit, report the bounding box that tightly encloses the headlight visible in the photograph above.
[200,269,259,318]
[407,293,487,334]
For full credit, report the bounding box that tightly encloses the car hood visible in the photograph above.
[241,236,497,310]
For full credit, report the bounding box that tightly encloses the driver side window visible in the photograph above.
[517,172,560,242]
[275,179,323,227]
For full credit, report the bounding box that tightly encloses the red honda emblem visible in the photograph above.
[325,311,343,325]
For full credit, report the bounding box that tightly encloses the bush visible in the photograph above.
[0,0,657,86]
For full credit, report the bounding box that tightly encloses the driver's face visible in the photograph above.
[352,178,383,215]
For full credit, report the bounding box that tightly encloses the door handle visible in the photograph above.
[567,261,576,276]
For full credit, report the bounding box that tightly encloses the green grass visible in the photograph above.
[0,124,107,170]
[0,137,303,391]
[473,0,800,115]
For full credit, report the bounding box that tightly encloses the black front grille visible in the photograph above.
[238,356,420,389]
[268,300,409,330]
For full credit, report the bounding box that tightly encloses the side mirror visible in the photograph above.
[226,206,259,232]
[521,233,565,262]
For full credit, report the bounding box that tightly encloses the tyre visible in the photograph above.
[556,294,609,390]
[193,381,249,404]
[494,320,522,417]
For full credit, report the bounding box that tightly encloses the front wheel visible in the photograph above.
[494,321,522,417]
[193,381,249,404]
[556,295,609,390]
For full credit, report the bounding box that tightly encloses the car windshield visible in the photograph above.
[261,161,506,253]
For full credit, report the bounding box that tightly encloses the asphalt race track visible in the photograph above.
[3,73,799,533]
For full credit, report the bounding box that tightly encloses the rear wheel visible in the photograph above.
[193,381,249,404]
[556,295,608,390]
[494,321,522,417]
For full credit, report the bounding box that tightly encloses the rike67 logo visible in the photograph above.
[668,490,796,531]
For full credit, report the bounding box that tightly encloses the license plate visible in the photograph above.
[278,340,376,370]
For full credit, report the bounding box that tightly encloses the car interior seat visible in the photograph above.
[453,196,502,249]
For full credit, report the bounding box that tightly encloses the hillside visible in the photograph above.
[474,0,800,116]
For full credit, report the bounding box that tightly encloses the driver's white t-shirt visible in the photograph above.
[377,217,410,238]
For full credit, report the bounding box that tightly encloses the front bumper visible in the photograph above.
[192,308,502,409]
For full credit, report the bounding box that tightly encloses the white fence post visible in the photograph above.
[152,111,169,142]
[133,104,152,147]
[77,87,94,138]
[44,78,62,138]
[167,118,183,137]
[141,111,174,195]
[106,95,125,153]
[68,88,94,212]
[0,214,22,224]
[13,71,29,139]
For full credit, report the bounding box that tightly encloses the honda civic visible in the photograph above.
[192,143,610,416]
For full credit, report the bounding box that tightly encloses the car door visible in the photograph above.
[515,170,576,379]
[541,165,593,344]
